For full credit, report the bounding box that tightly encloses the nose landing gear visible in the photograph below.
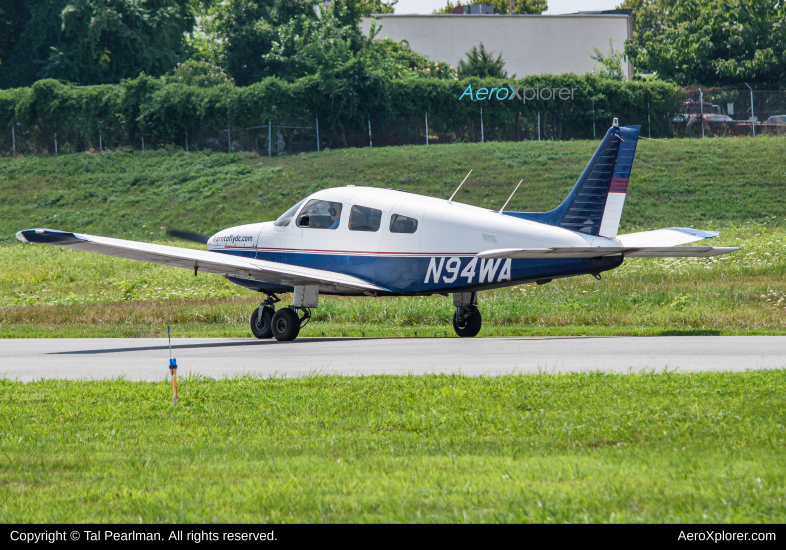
[250,293,279,339]
[452,292,482,337]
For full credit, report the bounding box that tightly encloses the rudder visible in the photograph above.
[504,122,640,238]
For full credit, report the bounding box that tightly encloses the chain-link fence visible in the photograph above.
[1,85,784,156]
[676,86,786,138]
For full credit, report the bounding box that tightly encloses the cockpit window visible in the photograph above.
[273,199,306,227]
[296,199,343,229]
[348,205,382,232]
[389,214,418,234]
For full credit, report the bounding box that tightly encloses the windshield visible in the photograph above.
[296,199,343,229]
[274,199,306,227]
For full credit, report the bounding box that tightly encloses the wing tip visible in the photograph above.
[671,227,721,239]
[15,229,85,245]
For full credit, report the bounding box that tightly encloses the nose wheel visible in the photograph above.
[250,293,280,339]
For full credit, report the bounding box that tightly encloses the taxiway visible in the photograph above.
[2,336,784,381]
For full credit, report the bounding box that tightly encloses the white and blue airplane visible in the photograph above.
[17,121,738,341]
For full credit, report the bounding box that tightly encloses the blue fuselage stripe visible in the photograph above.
[216,249,621,294]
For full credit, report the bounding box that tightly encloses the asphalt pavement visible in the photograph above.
[1,336,784,381]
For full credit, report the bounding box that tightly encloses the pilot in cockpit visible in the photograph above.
[328,205,342,229]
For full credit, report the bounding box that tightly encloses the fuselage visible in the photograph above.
[207,186,624,295]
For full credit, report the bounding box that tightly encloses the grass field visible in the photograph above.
[2,137,786,338]
[2,137,786,243]
[1,372,784,523]
[2,220,784,338]
[2,140,785,524]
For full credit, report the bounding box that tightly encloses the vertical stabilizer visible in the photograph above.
[597,127,639,237]
[503,124,640,237]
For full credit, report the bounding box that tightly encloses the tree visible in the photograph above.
[164,60,234,87]
[0,0,29,71]
[589,38,625,81]
[0,0,195,88]
[209,0,380,85]
[621,0,786,86]
[434,0,547,15]
[457,43,509,78]
[362,38,457,79]
[360,0,398,13]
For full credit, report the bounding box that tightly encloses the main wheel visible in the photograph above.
[271,308,301,341]
[453,307,482,337]
[250,306,274,339]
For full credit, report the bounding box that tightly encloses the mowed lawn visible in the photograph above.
[1,372,785,523]
[1,224,784,337]
[1,136,785,337]
[2,140,786,524]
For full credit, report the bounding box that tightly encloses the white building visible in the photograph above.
[360,13,633,79]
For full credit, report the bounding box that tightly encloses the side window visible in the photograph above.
[348,205,382,232]
[296,199,343,229]
[389,214,418,234]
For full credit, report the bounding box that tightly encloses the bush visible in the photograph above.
[0,74,683,153]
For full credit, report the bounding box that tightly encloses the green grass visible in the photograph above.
[2,224,784,337]
[1,372,785,523]
[2,142,785,524]
[1,137,785,242]
[1,137,785,337]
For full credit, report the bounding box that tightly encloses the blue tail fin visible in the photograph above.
[505,124,641,237]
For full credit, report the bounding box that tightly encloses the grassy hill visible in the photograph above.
[1,138,785,338]
[1,136,785,242]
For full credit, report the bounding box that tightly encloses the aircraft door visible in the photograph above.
[377,202,425,293]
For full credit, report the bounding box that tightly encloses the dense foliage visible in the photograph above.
[164,61,235,87]
[621,0,786,86]
[198,0,400,86]
[0,74,683,150]
[0,0,195,88]
[589,39,626,82]
[434,0,548,15]
[363,39,457,80]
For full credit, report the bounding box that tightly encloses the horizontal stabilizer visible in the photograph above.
[478,246,739,259]
[616,227,720,247]
[16,229,386,293]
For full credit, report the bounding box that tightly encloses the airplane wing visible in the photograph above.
[477,246,739,259]
[16,229,386,293]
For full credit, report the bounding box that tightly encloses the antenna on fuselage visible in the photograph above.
[448,170,473,204]
[498,180,523,214]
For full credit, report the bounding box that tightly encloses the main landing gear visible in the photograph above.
[452,292,482,337]
[250,287,316,342]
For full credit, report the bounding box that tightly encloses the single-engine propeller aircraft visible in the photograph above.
[18,120,739,341]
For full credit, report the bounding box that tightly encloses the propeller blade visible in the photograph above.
[166,229,210,244]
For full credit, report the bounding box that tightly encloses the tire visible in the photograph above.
[453,307,482,337]
[271,308,301,341]
[250,306,274,339]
